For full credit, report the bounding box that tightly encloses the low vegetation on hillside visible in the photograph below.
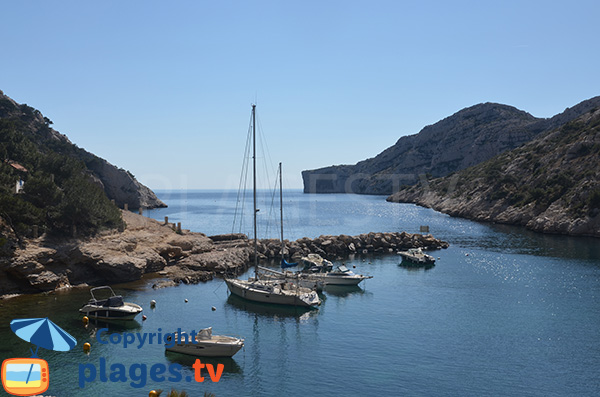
[0,98,123,244]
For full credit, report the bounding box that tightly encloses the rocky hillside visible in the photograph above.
[387,109,600,237]
[303,97,600,195]
[0,90,165,209]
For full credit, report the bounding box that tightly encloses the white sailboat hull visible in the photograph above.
[225,278,320,308]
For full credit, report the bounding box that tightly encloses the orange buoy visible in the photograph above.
[83,342,91,353]
[82,316,89,325]
[149,391,159,397]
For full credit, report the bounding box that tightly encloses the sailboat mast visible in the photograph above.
[279,162,284,264]
[252,104,258,278]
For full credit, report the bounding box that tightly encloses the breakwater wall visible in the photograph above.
[209,231,449,267]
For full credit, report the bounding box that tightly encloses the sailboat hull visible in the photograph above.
[225,279,320,308]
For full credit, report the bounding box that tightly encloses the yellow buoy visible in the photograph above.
[83,342,91,353]
[149,390,159,397]
[82,316,89,325]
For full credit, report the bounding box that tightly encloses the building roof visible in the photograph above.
[6,160,28,173]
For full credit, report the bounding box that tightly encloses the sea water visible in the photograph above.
[1,190,599,396]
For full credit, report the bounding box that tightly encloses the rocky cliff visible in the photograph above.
[303,97,600,195]
[0,90,165,209]
[387,108,600,237]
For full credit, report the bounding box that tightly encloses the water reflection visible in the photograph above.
[398,261,436,271]
[164,351,242,374]
[85,318,143,332]
[322,285,367,297]
[226,294,318,322]
[454,222,600,260]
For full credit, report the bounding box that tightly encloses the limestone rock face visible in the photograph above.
[303,97,600,195]
[0,90,166,209]
[388,108,600,238]
[77,151,166,209]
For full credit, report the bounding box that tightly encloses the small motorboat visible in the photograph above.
[259,264,371,287]
[397,248,436,266]
[300,253,334,273]
[79,286,143,321]
[165,327,244,358]
[302,265,372,286]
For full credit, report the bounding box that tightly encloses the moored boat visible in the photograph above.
[302,264,372,286]
[300,253,333,273]
[225,277,320,308]
[225,105,321,309]
[165,327,244,358]
[397,247,436,265]
[79,286,143,321]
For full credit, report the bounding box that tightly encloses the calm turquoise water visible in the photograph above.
[1,190,599,396]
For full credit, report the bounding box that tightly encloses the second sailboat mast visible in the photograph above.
[252,104,258,277]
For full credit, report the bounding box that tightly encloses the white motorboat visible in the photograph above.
[302,264,372,286]
[79,286,143,320]
[300,253,333,273]
[165,327,244,358]
[225,105,321,309]
[397,247,436,265]
[266,263,371,286]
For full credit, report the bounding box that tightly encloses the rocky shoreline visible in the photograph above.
[387,189,600,237]
[0,211,448,297]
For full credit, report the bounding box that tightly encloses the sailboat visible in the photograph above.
[262,163,372,287]
[256,162,323,291]
[224,105,321,308]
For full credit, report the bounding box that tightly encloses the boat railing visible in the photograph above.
[90,286,118,301]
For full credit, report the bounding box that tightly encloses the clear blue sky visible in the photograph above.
[1,0,598,189]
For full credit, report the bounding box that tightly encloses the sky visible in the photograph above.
[1,0,599,190]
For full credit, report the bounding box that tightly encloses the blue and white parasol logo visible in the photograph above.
[10,318,77,357]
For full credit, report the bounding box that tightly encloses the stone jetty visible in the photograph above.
[253,231,448,261]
